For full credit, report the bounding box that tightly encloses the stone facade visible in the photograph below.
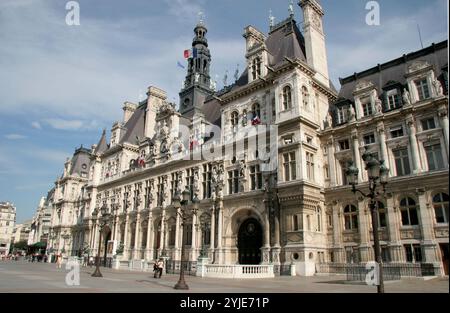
[0,202,16,256]
[44,1,449,276]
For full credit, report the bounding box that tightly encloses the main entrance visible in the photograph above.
[238,218,262,265]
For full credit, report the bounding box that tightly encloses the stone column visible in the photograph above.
[351,130,363,182]
[261,206,271,264]
[209,206,215,260]
[406,115,422,173]
[438,105,449,155]
[133,214,140,259]
[327,138,336,187]
[377,122,391,175]
[385,194,404,262]
[271,206,281,265]
[123,215,129,260]
[191,213,198,261]
[216,201,223,264]
[357,199,371,262]
[145,213,153,261]
[417,190,439,263]
[159,209,166,257]
[332,202,344,263]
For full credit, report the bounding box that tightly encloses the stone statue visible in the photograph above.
[195,73,200,83]
[326,111,333,129]
[239,160,246,177]
[160,121,169,138]
[223,71,228,87]
[210,79,217,91]
[242,110,248,126]
[402,89,411,106]
[433,79,444,97]
[375,98,383,114]
[348,105,356,121]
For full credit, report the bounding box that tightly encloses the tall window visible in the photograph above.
[433,193,449,224]
[306,152,315,181]
[282,86,292,110]
[316,207,322,232]
[252,57,262,80]
[228,170,239,194]
[424,143,445,171]
[415,78,430,101]
[336,106,347,124]
[251,103,261,118]
[250,165,262,190]
[283,152,296,182]
[202,164,212,199]
[386,89,401,110]
[376,201,387,228]
[339,139,350,151]
[344,205,358,230]
[363,133,376,145]
[185,168,194,200]
[302,86,309,108]
[183,223,193,245]
[400,197,419,226]
[340,161,348,186]
[168,221,176,246]
[231,111,239,127]
[404,244,422,263]
[393,148,411,176]
[390,126,404,138]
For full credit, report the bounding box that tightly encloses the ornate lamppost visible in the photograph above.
[345,148,389,293]
[92,206,111,277]
[172,187,199,290]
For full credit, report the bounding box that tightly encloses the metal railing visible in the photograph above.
[165,260,197,276]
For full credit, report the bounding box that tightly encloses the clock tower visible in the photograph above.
[299,0,330,88]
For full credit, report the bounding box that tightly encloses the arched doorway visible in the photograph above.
[102,227,111,266]
[238,218,262,264]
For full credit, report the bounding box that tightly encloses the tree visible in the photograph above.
[12,240,28,252]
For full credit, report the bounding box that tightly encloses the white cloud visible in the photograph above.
[43,118,99,131]
[31,121,42,129]
[4,134,27,140]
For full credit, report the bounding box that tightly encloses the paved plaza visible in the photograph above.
[0,261,448,293]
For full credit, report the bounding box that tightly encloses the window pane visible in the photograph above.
[401,209,409,225]
[409,208,419,225]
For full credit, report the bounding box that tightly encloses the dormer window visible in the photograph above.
[251,57,262,80]
[415,78,431,101]
[336,106,347,124]
[386,89,401,110]
[361,96,373,117]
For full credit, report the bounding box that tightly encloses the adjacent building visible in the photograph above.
[44,0,448,276]
[28,189,54,245]
[0,202,16,256]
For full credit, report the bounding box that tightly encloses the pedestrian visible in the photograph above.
[56,253,62,269]
[157,258,164,278]
[82,256,87,267]
[153,260,158,278]
[89,256,94,267]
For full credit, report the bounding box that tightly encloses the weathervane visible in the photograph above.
[198,11,205,24]
[223,70,228,87]
[289,0,294,17]
[269,9,275,28]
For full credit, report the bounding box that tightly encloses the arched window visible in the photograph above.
[344,205,358,230]
[433,193,449,223]
[400,197,419,226]
[252,57,262,80]
[316,206,322,232]
[282,86,292,110]
[231,111,239,127]
[302,86,309,108]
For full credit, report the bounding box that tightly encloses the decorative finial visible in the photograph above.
[234,64,240,82]
[289,0,294,17]
[198,11,204,24]
[223,70,228,87]
[269,9,275,28]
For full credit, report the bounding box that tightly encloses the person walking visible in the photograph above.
[56,253,62,269]
[156,258,164,278]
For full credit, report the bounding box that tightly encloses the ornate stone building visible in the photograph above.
[0,202,16,256]
[46,0,449,276]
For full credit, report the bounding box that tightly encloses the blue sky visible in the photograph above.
[0,0,447,223]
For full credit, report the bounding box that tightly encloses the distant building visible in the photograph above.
[0,202,16,256]
[29,189,54,245]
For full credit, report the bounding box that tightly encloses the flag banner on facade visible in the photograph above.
[183,48,198,59]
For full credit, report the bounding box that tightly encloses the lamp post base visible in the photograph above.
[174,280,189,290]
[91,267,103,277]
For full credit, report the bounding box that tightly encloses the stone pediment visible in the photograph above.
[407,60,432,74]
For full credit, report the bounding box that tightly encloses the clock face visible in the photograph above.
[82,164,87,170]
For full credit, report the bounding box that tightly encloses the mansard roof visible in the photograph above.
[69,146,91,177]
[337,40,448,101]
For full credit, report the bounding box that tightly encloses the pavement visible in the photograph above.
[0,260,448,293]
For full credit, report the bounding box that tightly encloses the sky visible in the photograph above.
[0,0,448,223]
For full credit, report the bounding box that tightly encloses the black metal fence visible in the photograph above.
[274,264,293,276]
[316,262,437,281]
[165,260,197,276]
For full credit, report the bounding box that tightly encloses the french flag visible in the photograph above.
[251,115,261,126]
[184,48,198,59]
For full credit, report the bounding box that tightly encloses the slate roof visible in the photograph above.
[94,129,108,154]
[119,103,146,145]
[69,147,91,177]
[337,41,448,102]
